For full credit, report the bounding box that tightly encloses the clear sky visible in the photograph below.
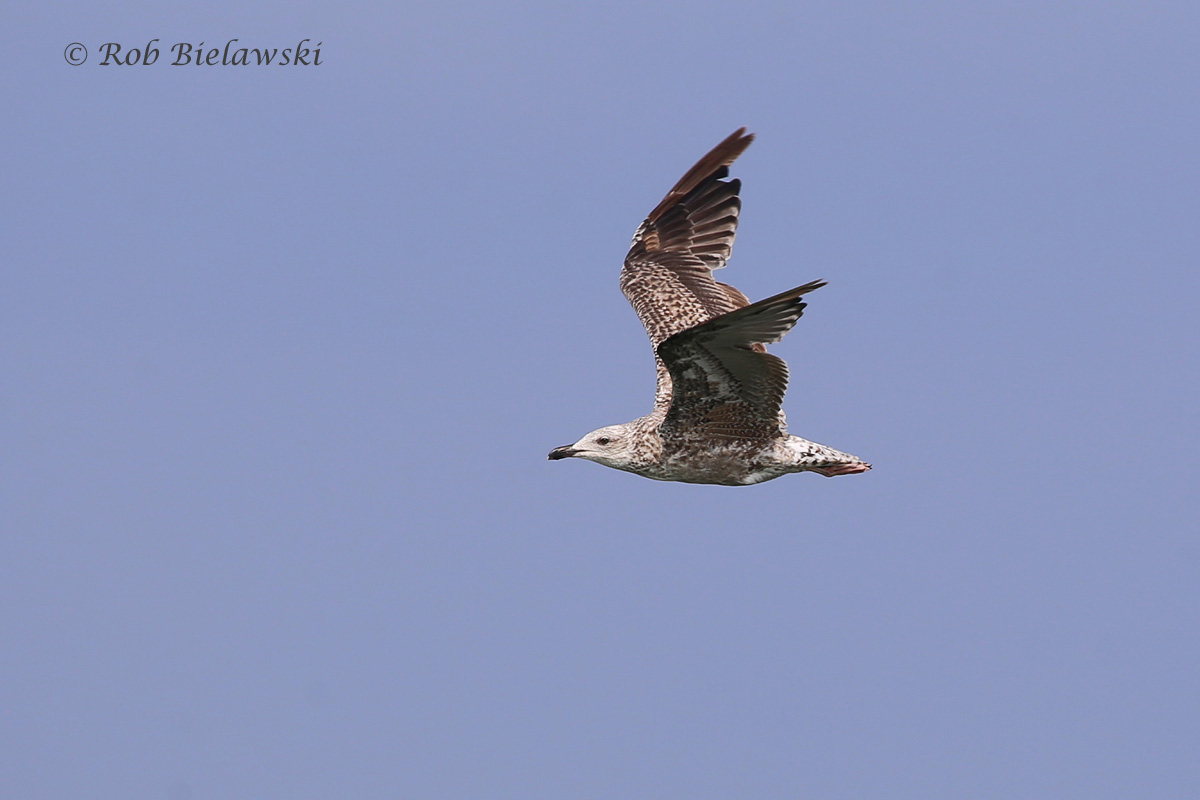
[4,1,1198,798]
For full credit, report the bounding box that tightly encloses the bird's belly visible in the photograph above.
[646,440,787,486]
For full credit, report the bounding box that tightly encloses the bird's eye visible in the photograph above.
[596,436,611,446]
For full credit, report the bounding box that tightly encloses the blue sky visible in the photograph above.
[4,1,1198,797]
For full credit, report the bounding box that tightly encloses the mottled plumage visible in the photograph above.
[549,129,870,485]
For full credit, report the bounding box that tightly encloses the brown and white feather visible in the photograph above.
[620,127,757,409]
[657,281,825,439]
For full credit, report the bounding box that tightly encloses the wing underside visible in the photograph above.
[657,281,826,439]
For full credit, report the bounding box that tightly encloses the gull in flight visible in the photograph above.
[549,129,870,486]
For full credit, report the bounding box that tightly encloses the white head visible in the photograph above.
[547,424,639,471]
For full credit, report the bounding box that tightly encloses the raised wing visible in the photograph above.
[656,280,826,440]
[620,128,756,409]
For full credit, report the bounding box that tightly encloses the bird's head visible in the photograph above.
[548,425,637,469]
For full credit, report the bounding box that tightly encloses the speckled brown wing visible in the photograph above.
[620,128,756,410]
[656,281,827,440]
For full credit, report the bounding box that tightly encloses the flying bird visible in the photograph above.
[548,129,870,486]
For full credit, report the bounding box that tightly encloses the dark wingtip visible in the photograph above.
[646,127,756,223]
[725,126,755,149]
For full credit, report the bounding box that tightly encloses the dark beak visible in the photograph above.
[547,445,580,460]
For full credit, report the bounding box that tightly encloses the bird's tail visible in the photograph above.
[787,437,872,477]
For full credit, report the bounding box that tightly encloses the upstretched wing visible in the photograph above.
[656,281,826,440]
[620,128,756,410]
